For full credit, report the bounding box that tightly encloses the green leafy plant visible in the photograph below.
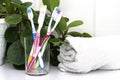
[1,0,32,69]
[0,0,32,18]
[4,0,92,69]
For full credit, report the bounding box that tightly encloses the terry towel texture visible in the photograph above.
[58,36,120,73]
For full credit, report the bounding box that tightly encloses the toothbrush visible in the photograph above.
[33,5,47,69]
[33,5,47,54]
[27,7,36,40]
[27,7,36,66]
[27,8,62,70]
[38,38,50,69]
[47,7,60,33]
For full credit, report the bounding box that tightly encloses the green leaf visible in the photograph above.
[11,0,22,4]
[0,6,7,15]
[68,20,83,29]
[55,26,63,36]
[0,0,3,4]
[23,2,32,8]
[50,38,66,46]
[82,32,92,37]
[20,22,32,47]
[41,27,47,38]
[42,0,60,12]
[5,14,22,24]
[4,27,18,42]
[4,0,14,14]
[11,2,28,15]
[67,31,82,37]
[7,40,25,65]
[57,17,67,32]
[50,39,61,46]
[64,17,69,22]
[55,17,67,36]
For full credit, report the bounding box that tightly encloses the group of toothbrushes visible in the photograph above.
[27,5,62,71]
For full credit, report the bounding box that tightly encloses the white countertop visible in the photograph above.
[0,62,120,80]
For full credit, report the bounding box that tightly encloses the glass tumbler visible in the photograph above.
[24,36,50,76]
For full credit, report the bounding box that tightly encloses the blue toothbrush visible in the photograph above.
[27,7,36,40]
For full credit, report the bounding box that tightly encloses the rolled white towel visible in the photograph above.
[58,49,76,62]
[58,36,120,73]
[58,44,76,63]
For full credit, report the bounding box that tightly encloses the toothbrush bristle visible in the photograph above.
[54,11,62,22]
[27,8,31,13]
[53,8,62,21]
[40,5,45,9]
[56,8,61,14]
[27,7,33,20]
[40,5,47,12]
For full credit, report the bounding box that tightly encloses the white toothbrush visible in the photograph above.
[34,5,47,69]
[27,7,36,40]
[27,7,36,66]
[37,5,47,33]
[47,7,59,33]
[33,5,47,53]
[37,38,49,69]
[33,5,47,69]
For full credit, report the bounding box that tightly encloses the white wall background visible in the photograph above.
[21,0,120,37]
[59,0,95,36]
[95,0,120,36]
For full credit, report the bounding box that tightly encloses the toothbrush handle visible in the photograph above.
[28,46,41,70]
[27,57,36,71]
[38,56,44,69]
[27,43,34,65]
[33,35,50,69]
[33,33,36,40]
[31,20,36,40]
[40,32,51,48]
[34,33,40,53]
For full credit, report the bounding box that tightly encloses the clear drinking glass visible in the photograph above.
[24,36,50,76]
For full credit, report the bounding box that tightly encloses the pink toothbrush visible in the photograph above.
[33,5,47,53]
